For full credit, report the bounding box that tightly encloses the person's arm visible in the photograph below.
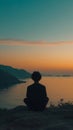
[26,86,31,98]
[26,87,29,97]
[44,87,47,97]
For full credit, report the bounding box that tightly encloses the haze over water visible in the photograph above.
[0,77,73,109]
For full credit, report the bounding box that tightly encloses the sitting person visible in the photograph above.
[24,71,49,111]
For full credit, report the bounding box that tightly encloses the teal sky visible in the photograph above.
[0,0,73,42]
[1,0,73,73]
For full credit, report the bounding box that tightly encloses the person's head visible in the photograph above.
[31,71,42,83]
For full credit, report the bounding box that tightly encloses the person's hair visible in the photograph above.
[31,71,41,82]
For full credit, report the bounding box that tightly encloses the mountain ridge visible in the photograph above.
[0,64,31,79]
[0,69,25,89]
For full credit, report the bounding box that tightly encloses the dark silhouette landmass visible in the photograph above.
[47,74,73,77]
[0,64,31,79]
[0,69,25,89]
[0,103,73,130]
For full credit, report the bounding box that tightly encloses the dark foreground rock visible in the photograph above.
[0,106,73,130]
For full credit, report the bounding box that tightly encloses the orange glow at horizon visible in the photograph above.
[0,43,73,72]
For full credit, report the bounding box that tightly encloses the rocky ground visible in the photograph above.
[0,105,73,130]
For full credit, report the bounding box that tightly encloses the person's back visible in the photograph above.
[27,83,47,100]
[24,71,49,111]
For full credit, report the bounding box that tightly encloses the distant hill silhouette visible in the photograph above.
[0,65,31,79]
[0,69,24,89]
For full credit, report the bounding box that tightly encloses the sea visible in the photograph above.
[0,77,73,109]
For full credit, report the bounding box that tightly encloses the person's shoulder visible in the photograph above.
[39,83,46,88]
[27,84,34,89]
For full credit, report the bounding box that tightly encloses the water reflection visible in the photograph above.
[0,77,73,108]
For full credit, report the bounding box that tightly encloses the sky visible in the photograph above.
[0,0,73,73]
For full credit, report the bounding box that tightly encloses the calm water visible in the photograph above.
[0,77,73,109]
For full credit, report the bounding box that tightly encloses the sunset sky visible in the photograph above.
[0,0,73,73]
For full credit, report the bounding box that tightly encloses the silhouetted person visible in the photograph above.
[24,71,49,111]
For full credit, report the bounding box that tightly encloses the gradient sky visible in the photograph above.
[1,0,73,41]
[0,0,73,73]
